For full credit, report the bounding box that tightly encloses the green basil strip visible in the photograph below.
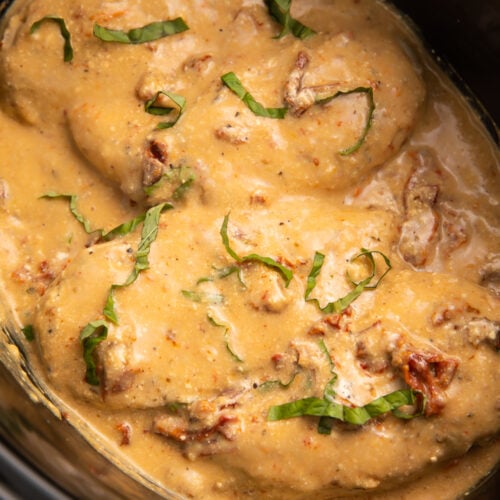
[258,371,298,392]
[316,87,375,155]
[93,18,188,44]
[165,401,188,414]
[103,284,121,324]
[21,324,35,342]
[80,320,108,386]
[318,338,338,433]
[181,290,225,304]
[30,16,73,62]
[42,192,152,243]
[207,313,244,363]
[317,416,334,434]
[268,397,343,420]
[144,165,195,199]
[41,192,93,233]
[221,72,287,119]
[220,213,293,287]
[104,202,173,324]
[144,91,186,129]
[80,203,172,384]
[304,251,325,299]
[268,389,418,429]
[318,339,337,402]
[136,202,172,269]
[99,213,147,242]
[305,248,391,313]
[264,0,316,39]
[196,265,241,285]
[349,248,392,289]
[172,176,194,200]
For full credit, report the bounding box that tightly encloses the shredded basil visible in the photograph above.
[165,401,188,414]
[41,192,93,233]
[99,214,147,242]
[264,0,316,39]
[144,91,186,129]
[221,72,287,119]
[21,324,35,342]
[267,389,421,434]
[104,203,173,324]
[207,313,244,363]
[304,251,325,300]
[349,248,392,289]
[144,165,194,200]
[220,213,293,287]
[316,87,375,155]
[305,248,391,313]
[268,389,418,429]
[41,192,154,243]
[80,320,108,386]
[317,339,339,433]
[196,265,241,285]
[80,203,172,384]
[93,18,188,44]
[268,337,420,432]
[181,290,224,304]
[30,16,73,62]
[171,176,194,200]
[258,372,298,392]
[224,330,244,363]
[318,339,337,402]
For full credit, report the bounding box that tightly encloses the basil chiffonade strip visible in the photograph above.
[81,202,172,385]
[264,0,316,39]
[30,16,73,62]
[305,248,392,313]
[221,72,287,119]
[93,18,188,44]
[316,86,375,155]
[269,340,422,433]
[221,213,293,286]
[144,90,187,129]
[40,192,163,242]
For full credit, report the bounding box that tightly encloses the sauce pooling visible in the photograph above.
[0,0,498,498]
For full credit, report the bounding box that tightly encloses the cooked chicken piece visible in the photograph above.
[28,206,500,494]
[33,201,396,409]
[214,123,250,145]
[398,151,441,266]
[153,392,243,458]
[0,0,425,200]
[431,299,499,350]
[463,318,500,349]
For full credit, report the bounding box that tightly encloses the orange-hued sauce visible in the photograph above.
[0,1,498,498]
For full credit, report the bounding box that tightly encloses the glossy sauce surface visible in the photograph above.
[0,1,498,498]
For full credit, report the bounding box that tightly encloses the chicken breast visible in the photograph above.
[0,0,424,201]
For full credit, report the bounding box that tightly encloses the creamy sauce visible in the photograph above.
[0,0,498,498]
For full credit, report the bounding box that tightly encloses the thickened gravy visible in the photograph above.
[0,0,498,498]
